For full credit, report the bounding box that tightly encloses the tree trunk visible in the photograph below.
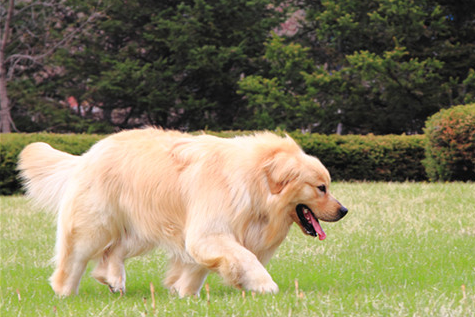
[0,0,15,133]
[0,63,12,133]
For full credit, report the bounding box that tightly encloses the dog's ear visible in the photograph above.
[265,152,300,195]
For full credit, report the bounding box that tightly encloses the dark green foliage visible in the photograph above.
[1,131,428,195]
[55,0,284,131]
[240,0,475,134]
[423,104,475,181]
[9,77,114,134]
[5,0,474,134]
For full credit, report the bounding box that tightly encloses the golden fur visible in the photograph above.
[18,128,347,296]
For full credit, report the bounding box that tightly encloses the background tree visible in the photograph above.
[0,0,100,133]
[238,34,321,131]
[56,0,284,130]
[240,0,475,134]
[0,0,15,133]
[3,0,474,134]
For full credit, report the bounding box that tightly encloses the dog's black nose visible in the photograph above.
[339,206,348,218]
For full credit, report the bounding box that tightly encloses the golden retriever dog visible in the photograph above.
[18,128,348,297]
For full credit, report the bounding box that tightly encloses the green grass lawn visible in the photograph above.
[1,182,474,316]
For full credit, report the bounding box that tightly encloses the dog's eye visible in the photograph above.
[317,185,326,193]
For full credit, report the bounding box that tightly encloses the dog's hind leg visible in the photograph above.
[92,236,153,294]
[50,228,105,296]
[164,258,209,297]
[49,201,115,297]
[92,243,126,294]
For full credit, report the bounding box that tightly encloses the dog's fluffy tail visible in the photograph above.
[18,142,80,214]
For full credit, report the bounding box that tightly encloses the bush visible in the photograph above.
[423,104,475,181]
[0,133,103,195]
[288,132,427,182]
[1,131,428,195]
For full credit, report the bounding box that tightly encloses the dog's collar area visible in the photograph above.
[296,204,326,240]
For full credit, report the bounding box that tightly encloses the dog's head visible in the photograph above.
[264,141,348,240]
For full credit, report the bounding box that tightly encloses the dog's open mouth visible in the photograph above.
[296,204,326,240]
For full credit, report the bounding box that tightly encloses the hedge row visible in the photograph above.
[288,132,427,182]
[1,131,428,195]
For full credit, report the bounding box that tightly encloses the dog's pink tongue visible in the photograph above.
[310,216,326,240]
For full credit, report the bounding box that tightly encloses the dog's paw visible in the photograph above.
[108,284,125,296]
[106,276,126,295]
[241,267,279,294]
[92,269,126,295]
[247,278,279,294]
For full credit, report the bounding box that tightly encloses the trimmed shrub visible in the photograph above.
[288,133,427,182]
[1,131,428,195]
[423,104,475,181]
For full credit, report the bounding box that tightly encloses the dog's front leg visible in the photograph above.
[186,233,279,294]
